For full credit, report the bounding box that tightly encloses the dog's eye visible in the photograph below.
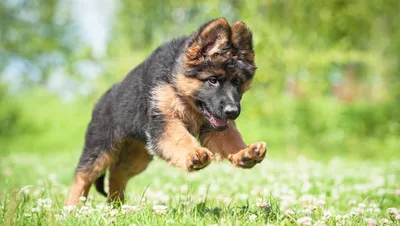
[233,79,241,86]
[208,77,218,85]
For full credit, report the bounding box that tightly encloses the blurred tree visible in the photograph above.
[0,0,86,86]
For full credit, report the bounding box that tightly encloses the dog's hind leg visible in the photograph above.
[107,139,153,204]
[65,148,117,206]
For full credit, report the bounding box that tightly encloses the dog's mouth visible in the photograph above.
[196,101,228,131]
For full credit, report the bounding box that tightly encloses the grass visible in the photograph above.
[0,91,399,225]
[1,150,399,225]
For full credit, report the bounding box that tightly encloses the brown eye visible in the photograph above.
[233,79,241,86]
[208,77,218,85]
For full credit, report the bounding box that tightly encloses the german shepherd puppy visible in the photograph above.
[65,18,267,206]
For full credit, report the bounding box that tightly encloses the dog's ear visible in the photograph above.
[186,18,231,65]
[231,21,254,63]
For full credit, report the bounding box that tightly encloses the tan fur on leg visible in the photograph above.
[201,121,266,168]
[108,139,152,203]
[65,151,117,206]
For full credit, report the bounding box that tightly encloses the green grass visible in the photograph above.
[1,91,399,225]
[1,150,399,225]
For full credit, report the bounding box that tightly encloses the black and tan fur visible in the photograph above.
[65,18,267,206]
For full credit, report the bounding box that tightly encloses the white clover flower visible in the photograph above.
[378,188,386,195]
[96,203,112,212]
[379,218,390,225]
[32,189,41,197]
[335,215,342,221]
[323,210,332,219]
[20,185,33,195]
[386,207,398,215]
[358,203,366,208]
[248,214,257,222]
[109,209,119,217]
[48,173,58,184]
[198,185,207,196]
[55,214,65,221]
[210,184,220,192]
[396,214,400,220]
[79,206,94,216]
[96,203,106,211]
[300,194,314,207]
[284,209,294,216]
[387,207,398,215]
[238,193,249,200]
[79,196,87,202]
[153,204,167,215]
[256,198,267,208]
[180,184,188,193]
[365,218,376,226]
[121,205,139,214]
[308,205,317,211]
[303,208,312,216]
[104,217,116,224]
[314,220,326,226]
[357,207,365,215]
[23,213,31,218]
[297,216,312,226]
[148,190,170,204]
[63,205,76,213]
[317,199,326,208]
[37,198,52,209]
[216,195,231,204]
[348,200,356,206]
[280,194,297,209]
[31,207,40,213]
[349,211,357,216]
[80,206,90,212]
[301,182,312,193]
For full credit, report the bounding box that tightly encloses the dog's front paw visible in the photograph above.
[186,147,214,171]
[228,142,267,168]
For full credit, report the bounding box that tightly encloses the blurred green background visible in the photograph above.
[1,0,399,161]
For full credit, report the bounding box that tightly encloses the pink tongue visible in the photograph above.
[210,115,228,127]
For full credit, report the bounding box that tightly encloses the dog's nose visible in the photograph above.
[223,104,239,119]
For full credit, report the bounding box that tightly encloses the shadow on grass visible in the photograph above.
[180,198,282,223]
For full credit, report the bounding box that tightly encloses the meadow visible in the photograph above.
[1,150,399,225]
[1,93,399,226]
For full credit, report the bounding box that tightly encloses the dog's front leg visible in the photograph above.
[148,118,214,172]
[200,121,267,168]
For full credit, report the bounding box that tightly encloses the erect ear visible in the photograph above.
[186,18,231,65]
[231,21,254,63]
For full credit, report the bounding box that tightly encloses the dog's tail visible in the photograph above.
[95,174,108,197]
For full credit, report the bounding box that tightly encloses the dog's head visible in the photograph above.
[176,18,256,131]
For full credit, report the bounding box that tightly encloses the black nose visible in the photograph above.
[223,104,239,119]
